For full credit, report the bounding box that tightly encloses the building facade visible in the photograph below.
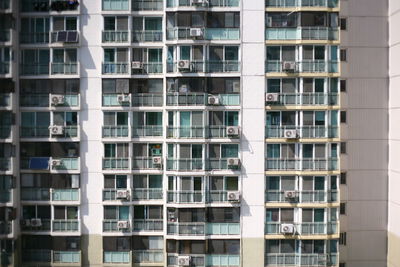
[0,0,394,266]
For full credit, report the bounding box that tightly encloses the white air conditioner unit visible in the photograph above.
[152,156,162,166]
[280,223,295,234]
[117,220,129,229]
[190,28,204,37]
[226,126,240,137]
[265,93,279,102]
[116,190,130,200]
[117,94,131,103]
[31,218,42,227]
[208,95,220,105]
[177,256,191,266]
[49,125,64,135]
[131,61,142,69]
[227,191,241,202]
[178,60,190,70]
[284,129,298,139]
[283,61,296,71]
[284,191,297,199]
[227,158,240,167]
[51,159,62,167]
[51,94,65,105]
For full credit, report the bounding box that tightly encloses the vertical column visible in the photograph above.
[241,1,266,266]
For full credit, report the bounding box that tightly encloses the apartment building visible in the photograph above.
[0,0,394,266]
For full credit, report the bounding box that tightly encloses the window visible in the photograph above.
[340,49,347,62]
[340,18,347,30]
[340,80,346,92]
[340,142,347,154]
[340,111,347,123]
[340,203,346,215]
[340,232,347,245]
[340,173,347,185]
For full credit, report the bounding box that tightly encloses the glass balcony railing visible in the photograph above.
[167,125,239,139]
[0,93,11,107]
[265,253,338,266]
[265,222,338,235]
[102,62,130,74]
[53,251,80,263]
[22,249,52,263]
[102,189,131,201]
[0,221,12,235]
[266,27,339,41]
[20,0,80,12]
[167,158,205,171]
[265,190,338,203]
[265,92,339,106]
[167,254,240,267]
[20,64,50,76]
[265,158,338,171]
[0,158,11,171]
[0,126,12,139]
[0,62,10,75]
[0,189,11,203]
[167,190,206,203]
[104,251,130,264]
[266,60,339,73]
[132,0,163,10]
[0,0,11,10]
[132,157,163,170]
[131,188,163,200]
[166,93,240,106]
[21,218,51,232]
[52,219,80,232]
[132,219,163,231]
[20,94,79,107]
[167,28,240,40]
[265,126,339,139]
[52,189,79,201]
[132,62,163,74]
[51,157,80,171]
[168,60,240,73]
[168,222,240,236]
[132,30,163,42]
[103,219,131,232]
[133,250,164,264]
[102,93,163,107]
[0,30,11,42]
[266,0,339,8]
[20,126,50,138]
[132,126,163,137]
[102,125,129,138]
[102,30,129,43]
[167,0,240,7]
[103,157,130,170]
[21,188,50,201]
[51,62,79,75]
[20,32,50,44]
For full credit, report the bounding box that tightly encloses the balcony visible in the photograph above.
[22,250,80,264]
[53,251,81,263]
[0,62,10,75]
[132,188,163,200]
[21,126,79,138]
[51,157,79,171]
[266,27,339,41]
[103,189,131,201]
[167,28,240,40]
[167,190,205,203]
[102,125,129,138]
[132,0,163,10]
[133,219,163,231]
[20,64,50,76]
[133,250,164,264]
[21,157,79,171]
[102,93,163,107]
[132,126,163,137]
[52,189,79,201]
[266,60,339,73]
[265,158,338,171]
[51,62,79,75]
[167,0,240,8]
[167,254,240,267]
[0,29,11,43]
[104,251,130,264]
[167,158,240,171]
[168,60,240,73]
[21,188,50,201]
[265,0,339,8]
[132,30,163,42]
[20,0,80,12]
[103,220,131,232]
[265,126,339,139]
[21,218,51,232]
[265,222,338,235]
[52,219,80,232]
[0,158,11,171]
[265,253,338,266]
[0,221,12,235]
[166,93,240,106]
[20,94,80,107]
[20,32,50,44]
[265,190,338,203]
[167,222,240,236]
[265,92,339,106]
[102,62,130,74]
[132,62,163,74]
[167,126,239,139]
[132,157,163,170]
[0,126,12,139]
[0,189,11,203]
[0,93,11,108]
[103,157,130,170]
[102,31,129,43]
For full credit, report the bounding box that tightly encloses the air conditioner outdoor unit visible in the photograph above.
[178,60,190,70]
[117,94,131,103]
[49,125,64,135]
[283,61,296,71]
[51,159,62,167]
[208,95,220,105]
[177,256,191,266]
[117,220,129,229]
[227,191,241,202]
[152,156,162,166]
[284,129,298,139]
[265,93,279,102]
[226,126,240,137]
[284,191,297,199]
[131,61,142,69]
[280,223,295,234]
[30,218,42,227]
[227,158,240,167]
[51,94,65,105]
[116,190,130,200]
[190,28,204,37]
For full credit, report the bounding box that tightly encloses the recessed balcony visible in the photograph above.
[265,158,338,171]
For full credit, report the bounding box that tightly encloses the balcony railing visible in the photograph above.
[20,32,50,44]
[133,219,163,231]
[265,190,338,203]
[132,30,163,42]
[167,125,239,139]
[0,30,11,42]
[167,27,240,40]
[0,158,11,171]
[265,158,338,171]
[0,221,12,235]
[22,249,51,263]
[52,189,79,201]
[102,93,163,107]
[103,188,130,201]
[132,0,163,10]
[168,60,240,73]
[167,0,240,7]
[0,93,11,107]
[133,250,164,263]
[51,157,80,171]
[0,189,11,203]
[168,222,240,236]
[21,126,78,138]
[104,251,130,263]
[103,157,130,170]
[266,27,339,41]
[167,158,205,171]
[20,94,80,107]
[132,62,163,74]
[0,126,12,139]
[103,219,131,232]
[102,30,129,43]
[132,157,163,170]
[132,125,163,137]
[265,253,338,266]
[53,251,81,263]
[265,222,338,235]
[266,60,339,73]
[266,0,339,8]
[0,62,10,75]
[20,64,50,75]
[167,254,240,267]
[265,126,339,139]
[166,93,240,106]
[265,92,339,106]
[52,219,80,232]
[102,125,129,138]
[21,218,51,232]
[167,191,205,203]
[102,62,130,74]
[132,188,163,200]
[51,62,79,75]
[21,0,80,12]
[21,188,50,201]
